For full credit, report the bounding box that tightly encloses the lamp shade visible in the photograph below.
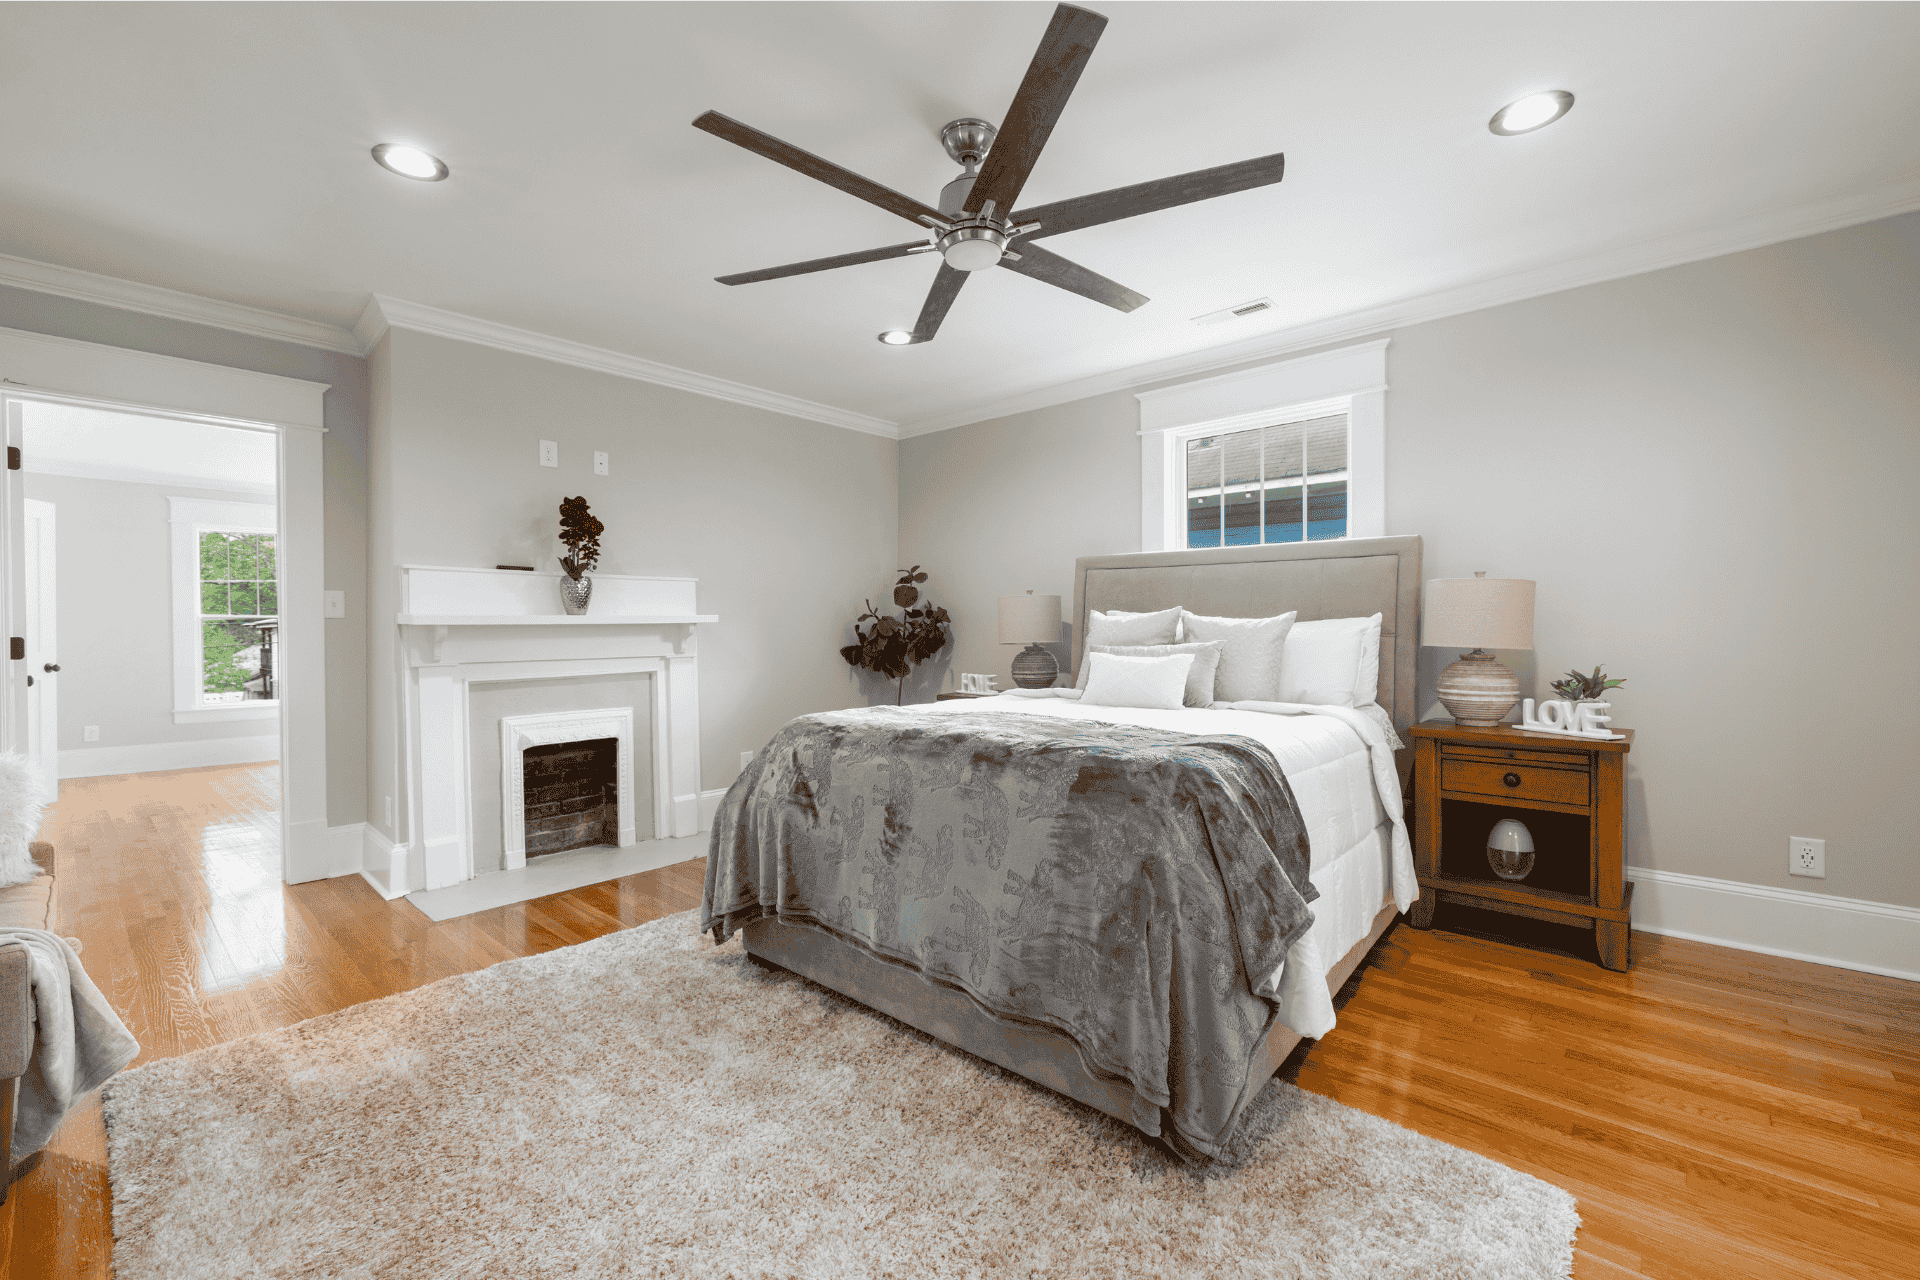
[1422,575,1535,650]
[998,592,1062,645]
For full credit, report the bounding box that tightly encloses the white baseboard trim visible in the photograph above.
[698,787,727,833]
[58,734,279,780]
[1626,866,1920,982]
[322,823,367,881]
[357,827,411,900]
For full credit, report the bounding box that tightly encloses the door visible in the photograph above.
[22,499,55,800]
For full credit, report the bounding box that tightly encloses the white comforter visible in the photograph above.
[919,692,1415,1038]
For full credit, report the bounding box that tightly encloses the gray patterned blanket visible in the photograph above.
[701,708,1317,1162]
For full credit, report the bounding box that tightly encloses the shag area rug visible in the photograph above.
[105,910,1578,1279]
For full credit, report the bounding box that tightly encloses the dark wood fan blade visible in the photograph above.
[693,111,944,226]
[717,240,928,286]
[965,4,1108,216]
[1001,243,1147,312]
[908,264,969,343]
[1011,152,1285,241]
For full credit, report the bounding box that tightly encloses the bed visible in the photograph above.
[710,535,1422,1158]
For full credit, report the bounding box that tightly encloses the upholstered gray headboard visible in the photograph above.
[1071,536,1424,732]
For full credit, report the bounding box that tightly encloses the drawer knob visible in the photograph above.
[1503,771,1522,788]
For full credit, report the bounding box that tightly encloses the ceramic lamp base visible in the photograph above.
[1010,644,1059,689]
[1436,650,1519,726]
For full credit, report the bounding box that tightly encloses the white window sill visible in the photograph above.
[173,703,281,725]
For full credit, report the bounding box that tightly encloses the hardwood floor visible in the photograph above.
[6,763,1915,1278]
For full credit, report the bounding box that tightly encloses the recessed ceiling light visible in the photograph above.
[372,142,449,181]
[1489,91,1574,137]
[877,330,913,345]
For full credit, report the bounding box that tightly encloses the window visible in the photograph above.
[197,530,279,705]
[1182,412,1349,548]
[1136,340,1387,551]
[169,497,278,723]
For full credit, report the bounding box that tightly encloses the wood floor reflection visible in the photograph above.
[3,762,1914,1279]
[3,763,704,1279]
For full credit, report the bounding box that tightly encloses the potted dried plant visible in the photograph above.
[840,566,950,705]
[1549,666,1625,704]
[557,496,604,615]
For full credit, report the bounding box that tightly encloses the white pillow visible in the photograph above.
[1277,613,1384,707]
[1178,610,1296,703]
[1085,606,1182,648]
[1074,641,1226,708]
[1079,651,1195,710]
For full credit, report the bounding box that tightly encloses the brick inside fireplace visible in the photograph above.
[522,738,618,856]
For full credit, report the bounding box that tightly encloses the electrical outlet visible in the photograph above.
[594,451,609,476]
[740,750,754,772]
[538,439,559,468]
[1789,836,1825,878]
[386,795,396,831]
[323,590,346,618]
[83,725,99,743]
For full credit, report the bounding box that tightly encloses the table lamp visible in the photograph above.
[1422,572,1535,726]
[999,591,1062,688]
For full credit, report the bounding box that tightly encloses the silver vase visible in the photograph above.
[559,574,592,615]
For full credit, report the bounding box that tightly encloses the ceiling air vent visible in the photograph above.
[1191,297,1276,327]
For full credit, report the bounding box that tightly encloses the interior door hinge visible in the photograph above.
[8,638,22,660]
[6,447,17,471]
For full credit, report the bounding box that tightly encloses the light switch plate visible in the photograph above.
[539,439,559,468]
[323,590,346,618]
[594,451,609,476]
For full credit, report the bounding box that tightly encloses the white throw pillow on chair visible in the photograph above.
[1078,652,1195,711]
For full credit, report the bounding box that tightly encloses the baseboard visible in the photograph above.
[58,734,279,780]
[357,827,411,900]
[322,823,367,881]
[698,787,727,832]
[1625,866,1920,982]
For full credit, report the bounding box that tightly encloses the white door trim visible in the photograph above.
[0,326,330,883]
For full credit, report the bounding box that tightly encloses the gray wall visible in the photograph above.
[900,211,1920,910]
[0,286,369,828]
[368,327,899,849]
[20,472,276,751]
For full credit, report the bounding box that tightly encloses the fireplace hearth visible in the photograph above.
[523,738,618,856]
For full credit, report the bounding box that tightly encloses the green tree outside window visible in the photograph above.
[199,530,278,703]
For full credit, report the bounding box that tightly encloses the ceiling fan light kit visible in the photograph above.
[692,3,1288,343]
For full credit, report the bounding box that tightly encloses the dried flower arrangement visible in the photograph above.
[1549,666,1625,701]
[840,566,950,705]
[557,496,604,581]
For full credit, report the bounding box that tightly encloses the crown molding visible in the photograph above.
[893,174,1920,439]
[355,295,901,438]
[0,252,362,355]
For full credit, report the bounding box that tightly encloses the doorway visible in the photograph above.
[0,339,327,884]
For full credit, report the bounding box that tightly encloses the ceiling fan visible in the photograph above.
[693,3,1286,344]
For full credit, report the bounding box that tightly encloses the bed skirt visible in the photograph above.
[742,901,1402,1142]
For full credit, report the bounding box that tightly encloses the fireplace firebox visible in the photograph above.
[522,738,618,856]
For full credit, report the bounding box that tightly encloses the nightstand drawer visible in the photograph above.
[1440,757,1589,807]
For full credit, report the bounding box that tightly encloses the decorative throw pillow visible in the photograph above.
[1078,652,1195,711]
[1277,613,1384,707]
[1178,610,1296,703]
[1085,606,1182,648]
[1074,641,1226,708]
[0,753,46,890]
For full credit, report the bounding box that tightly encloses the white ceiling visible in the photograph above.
[4,2,1918,433]
[22,402,277,496]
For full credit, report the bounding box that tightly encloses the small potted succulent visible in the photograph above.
[840,566,950,705]
[1550,665,1625,709]
[557,496,604,614]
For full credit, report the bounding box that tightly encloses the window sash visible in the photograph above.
[1179,411,1351,550]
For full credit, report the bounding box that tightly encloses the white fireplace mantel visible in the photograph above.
[394,566,716,894]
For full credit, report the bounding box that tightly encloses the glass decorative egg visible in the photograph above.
[1486,818,1535,881]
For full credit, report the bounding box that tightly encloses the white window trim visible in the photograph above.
[1136,339,1388,551]
[169,496,279,724]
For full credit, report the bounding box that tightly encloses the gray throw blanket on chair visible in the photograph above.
[702,708,1316,1162]
[0,928,139,1163]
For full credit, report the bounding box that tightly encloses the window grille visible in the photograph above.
[1184,413,1349,548]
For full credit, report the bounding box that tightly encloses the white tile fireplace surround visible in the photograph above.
[391,566,717,895]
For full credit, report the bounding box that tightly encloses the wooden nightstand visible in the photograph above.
[1407,720,1634,970]
[935,691,999,700]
